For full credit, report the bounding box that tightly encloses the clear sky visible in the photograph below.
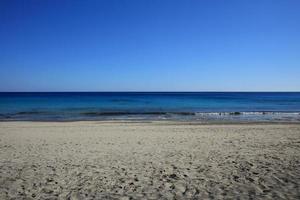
[0,0,300,92]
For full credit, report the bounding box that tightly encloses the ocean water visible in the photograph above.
[0,92,300,122]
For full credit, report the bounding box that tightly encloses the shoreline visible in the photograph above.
[1,111,300,123]
[1,119,300,125]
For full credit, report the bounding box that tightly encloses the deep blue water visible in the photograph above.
[0,92,300,122]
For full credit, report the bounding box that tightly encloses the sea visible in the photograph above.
[0,92,300,122]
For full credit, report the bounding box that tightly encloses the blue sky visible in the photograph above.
[0,0,300,91]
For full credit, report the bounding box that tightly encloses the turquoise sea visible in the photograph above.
[0,92,300,122]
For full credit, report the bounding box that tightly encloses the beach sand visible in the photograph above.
[0,121,299,199]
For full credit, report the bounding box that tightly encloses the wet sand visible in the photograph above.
[0,121,299,199]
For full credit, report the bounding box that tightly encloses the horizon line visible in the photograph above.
[1,91,300,93]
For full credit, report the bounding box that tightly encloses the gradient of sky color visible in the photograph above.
[0,0,300,92]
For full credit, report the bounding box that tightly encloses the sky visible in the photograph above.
[0,0,300,92]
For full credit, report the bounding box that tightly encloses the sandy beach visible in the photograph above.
[0,121,299,199]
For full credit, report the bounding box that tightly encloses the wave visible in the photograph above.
[15,111,49,115]
[1,110,299,122]
[81,111,196,116]
[195,111,300,116]
[80,111,300,117]
[5,111,300,117]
